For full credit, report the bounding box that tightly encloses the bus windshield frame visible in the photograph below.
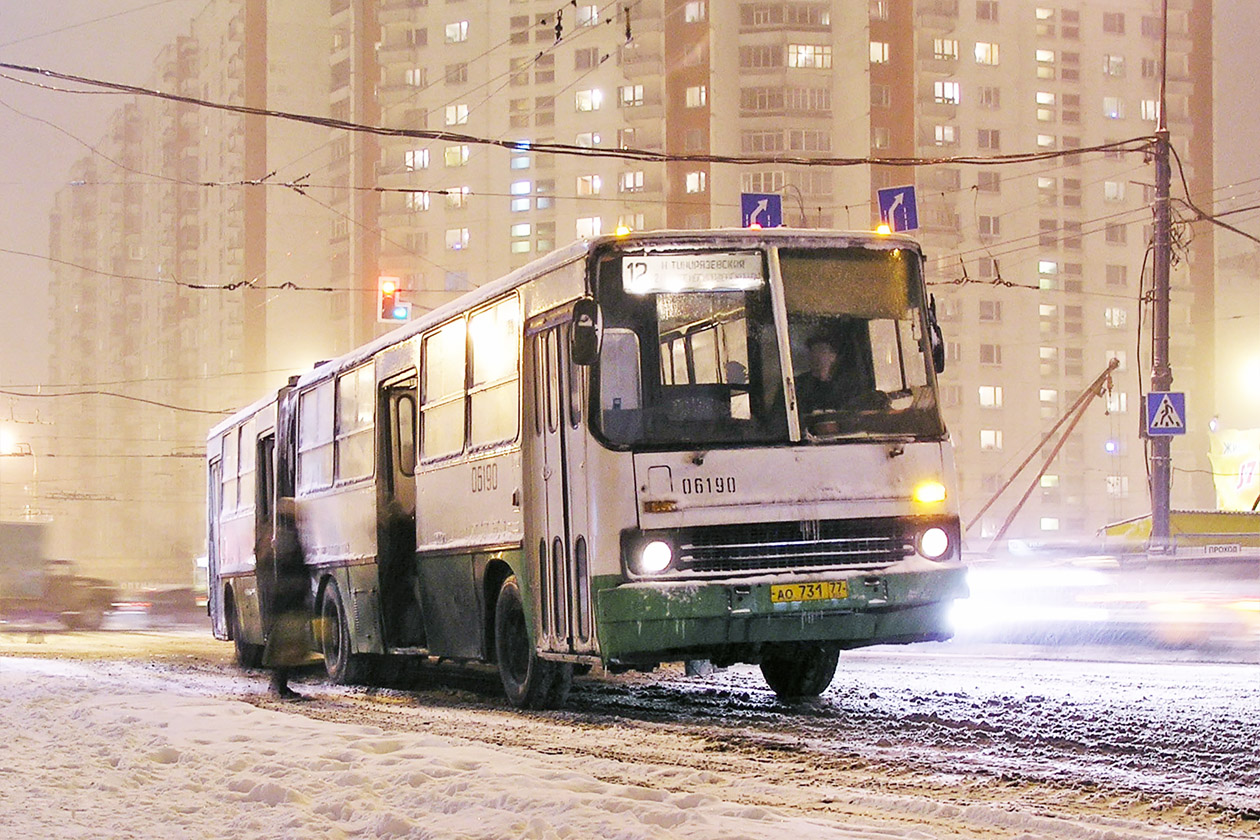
[589,242,945,449]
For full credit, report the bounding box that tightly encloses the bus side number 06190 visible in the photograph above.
[681,476,736,495]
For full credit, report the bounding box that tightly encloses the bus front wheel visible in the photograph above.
[760,646,839,700]
[320,580,371,685]
[494,575,571,709]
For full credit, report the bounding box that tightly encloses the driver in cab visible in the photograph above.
[795,333,863,415]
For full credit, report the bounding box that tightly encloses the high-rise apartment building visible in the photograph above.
[44,0,1218,584]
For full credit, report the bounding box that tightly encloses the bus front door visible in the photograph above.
[529,322,596,657]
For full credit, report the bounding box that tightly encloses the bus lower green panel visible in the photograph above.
[594,566,968,661]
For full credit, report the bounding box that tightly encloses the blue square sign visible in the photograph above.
[1145,391,1186,436]
[741,193,782,228]
[877,185,918,232]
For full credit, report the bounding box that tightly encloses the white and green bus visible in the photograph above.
[207,229,967,708]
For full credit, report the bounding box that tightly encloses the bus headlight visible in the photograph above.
[918,527,950,559]
[638,540,674,574]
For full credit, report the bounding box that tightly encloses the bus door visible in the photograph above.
[377,373,422,647]
[529,321,596,656]
[207,458,224,636]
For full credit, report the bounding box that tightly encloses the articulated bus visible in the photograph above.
[207,229,968,708]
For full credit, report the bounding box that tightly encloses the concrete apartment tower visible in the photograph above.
[44,0,1217,585]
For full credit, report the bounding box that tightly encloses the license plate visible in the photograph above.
[769,580,849,603]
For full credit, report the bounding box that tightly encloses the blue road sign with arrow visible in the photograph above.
[741,193,782,228]
[1145,391,1187,436]
[877,185,919,232]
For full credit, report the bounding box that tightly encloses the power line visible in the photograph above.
[0,61,1156,170]
[0,388,232,416]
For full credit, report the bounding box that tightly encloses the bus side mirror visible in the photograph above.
[928,295,945,374]
[571,297,602,366]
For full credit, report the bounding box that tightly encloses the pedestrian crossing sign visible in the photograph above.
[1145,391,1186,436]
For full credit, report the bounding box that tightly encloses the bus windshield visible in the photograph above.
[591,245,943,447]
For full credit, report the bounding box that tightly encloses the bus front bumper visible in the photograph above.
[594,561,969,664]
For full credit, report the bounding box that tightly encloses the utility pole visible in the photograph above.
[1149,0,1173,549]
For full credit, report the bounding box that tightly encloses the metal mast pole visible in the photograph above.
[1149,0,1173,549]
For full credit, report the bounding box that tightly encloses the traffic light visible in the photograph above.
[377,276,409,323]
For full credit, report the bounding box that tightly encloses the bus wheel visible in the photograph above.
[759,646,839,700]
[228,594,263,668]
[494,575,572,709]
[320,580,370,685]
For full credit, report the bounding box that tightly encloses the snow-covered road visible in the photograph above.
[0,629,1255,839]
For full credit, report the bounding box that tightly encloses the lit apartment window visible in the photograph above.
[933,38,959,60]
[975,42,999,65]
[445,104,469,126]
[510,154,530,170]
[1039,389,1058,405]
[1037,134,1055,148]
[445,228,469,250]
[405,67,427,86]
[511,198,529,212]
[576,174,602,196]
[1104,307,1127,328]
[979,386,1003,408]
[934,81,961,104]
[872,126,891,149]
[405,191,430,212]
[788,44,832,69]
[685,171,707,193]
[619,170,644,193]
[444,145,469,167]
[445,21,469,43]
[980,429,1003,450]
[685,85,707,107]
[576,216,601,238]
[404,149,429,170]
[575,131,601,147]
[617,128,637,149]
[1102,12,1124,34]
[1040,518,1060,531]
[1106,476,1129,498]
[1103,97,1125,119]
[445,186,471,209]
[870,0,889,21]
[1104,180,1125,201]
[684,2,706,22]
[575,89,603,111]
[1141,99,1159,121]
[510,180,531,196]
[870,41,890,64]
[1103,55,1125,77]
[576,4,599,26]
[935,124,959,146]
[618,213,645,231]
[618,85,644,107]
[1106,392,1128,414]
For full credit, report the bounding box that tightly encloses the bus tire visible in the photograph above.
[320,580,371,685]
[228,593,263,669]
[760,646,839,699]
[494,575,571,709]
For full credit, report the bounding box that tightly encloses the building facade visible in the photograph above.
[44,0,1218,585]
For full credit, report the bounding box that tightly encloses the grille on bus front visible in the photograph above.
[676,519,915,575]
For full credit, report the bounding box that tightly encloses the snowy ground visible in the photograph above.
[0,629,1256,840]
